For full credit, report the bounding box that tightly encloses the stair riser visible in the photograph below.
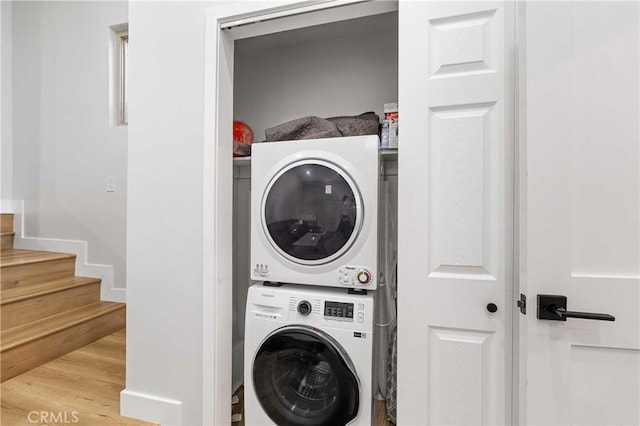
[0,214,13,233]
[1,283,101,331]
[1,307,125,382]
[1,258,76,290]
[1,233,14,250]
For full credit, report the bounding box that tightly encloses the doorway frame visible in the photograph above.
[202,2,400,424]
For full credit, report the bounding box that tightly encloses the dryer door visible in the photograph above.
[262,160,363,265]
[252,326,360,426]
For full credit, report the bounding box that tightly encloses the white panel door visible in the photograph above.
[523,2,640,425]
[397,2,514,424]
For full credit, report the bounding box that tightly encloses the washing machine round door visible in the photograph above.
[262,160,363,265]
[252,326,360,426]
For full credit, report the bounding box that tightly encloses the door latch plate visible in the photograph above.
[517,293,527,315]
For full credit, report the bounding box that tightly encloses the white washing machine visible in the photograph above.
[244,282,374,426]
[250,135,379,290]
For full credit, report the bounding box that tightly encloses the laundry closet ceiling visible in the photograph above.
[233,11,398,142]
[234,11,398,50]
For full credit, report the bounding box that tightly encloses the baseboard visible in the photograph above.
[7,200,125,303]
[120,389,183,425]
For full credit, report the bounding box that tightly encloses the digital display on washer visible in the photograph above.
[324,301,354,320]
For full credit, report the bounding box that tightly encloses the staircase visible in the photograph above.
[0,213,126,382]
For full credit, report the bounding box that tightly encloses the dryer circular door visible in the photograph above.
[252,326,360,426]
[262,160,363,266]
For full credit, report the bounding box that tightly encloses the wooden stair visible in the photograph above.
[1,213,14,249]
[0,213,125,382]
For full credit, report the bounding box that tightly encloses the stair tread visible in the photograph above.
[1,302,126,351]
[1,276,101,305]
[0,249,76,268]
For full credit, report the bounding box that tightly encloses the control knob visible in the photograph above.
[297,300,312,316]
[357,270,372,285]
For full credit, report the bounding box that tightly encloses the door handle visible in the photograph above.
[537,294,615,321]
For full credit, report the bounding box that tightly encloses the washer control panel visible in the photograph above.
[282,290,371,329]
[338,266,373,287]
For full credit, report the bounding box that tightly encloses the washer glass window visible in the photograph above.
[264,162,360,263]
[253,327,359,426]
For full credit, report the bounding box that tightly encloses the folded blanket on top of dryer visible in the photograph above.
[264,112,380,142]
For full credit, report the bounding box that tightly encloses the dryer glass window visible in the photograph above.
[264,163,358,262]
[253,327,359,426]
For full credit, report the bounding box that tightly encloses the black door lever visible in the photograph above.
[537,295,615,321]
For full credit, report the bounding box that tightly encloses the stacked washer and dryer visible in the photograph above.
[244,135,380,426]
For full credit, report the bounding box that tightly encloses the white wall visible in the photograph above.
[234,12,398,140]
[123,2,221,425]
[1,0,12,203]
[124,2,396,424]
[11,2,128,287]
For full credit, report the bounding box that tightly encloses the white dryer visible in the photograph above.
[250,135,379,290]
[244,282,374,426]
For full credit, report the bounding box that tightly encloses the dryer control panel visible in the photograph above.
[338,266,373,287]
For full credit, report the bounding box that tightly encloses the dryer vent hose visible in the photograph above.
[374,181,397,400]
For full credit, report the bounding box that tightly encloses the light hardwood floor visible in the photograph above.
[374,400,394,426]
[2,328,394,426]
[1,328,153,426]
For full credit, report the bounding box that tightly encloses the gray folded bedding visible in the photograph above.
[264,112,380,142]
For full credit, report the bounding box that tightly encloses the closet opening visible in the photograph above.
[203,2,399,424]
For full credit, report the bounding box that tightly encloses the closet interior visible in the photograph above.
[228,4,399,423]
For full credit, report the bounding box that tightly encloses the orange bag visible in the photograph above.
[233,121,253,157]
